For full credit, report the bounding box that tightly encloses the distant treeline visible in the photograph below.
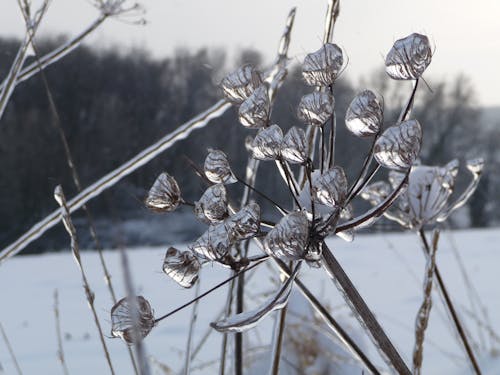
[0,37,496,253]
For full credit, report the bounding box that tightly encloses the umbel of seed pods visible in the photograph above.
[110,32,430,343]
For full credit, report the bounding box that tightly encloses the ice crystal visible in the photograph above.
[194,184,228,224]
[264,210,309,260]
[312,166,348,208]
[281,126,308,164]
[251,125,284,161]
[238,85,270,128]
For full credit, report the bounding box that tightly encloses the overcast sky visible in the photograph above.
[1,0,499,106]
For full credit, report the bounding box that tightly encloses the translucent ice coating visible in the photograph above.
[385,33,432,80]
[194,184,228,224]
[297,91,335,127]
[312,166,348,208]
[225,202,261,242]
[302,43,343,86]
[281,126,308,164]
[264,210,309,260]
[220,64,263,104]
[162,247,201,288]
[111,296,155,344]
[251,125,283,161]
[204,149,237,184]
[345,90,383,137]
[238,85,270,128]
[189,223,232,261]
[374,119,422,169]
[145,172,182,212]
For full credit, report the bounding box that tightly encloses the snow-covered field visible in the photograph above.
[1,228,499,374]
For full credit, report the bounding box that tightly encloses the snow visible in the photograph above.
[1,228,499,374]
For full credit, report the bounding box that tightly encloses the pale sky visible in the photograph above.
[1,0,500,106]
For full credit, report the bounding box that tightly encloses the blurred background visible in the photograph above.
[1,0,499,253]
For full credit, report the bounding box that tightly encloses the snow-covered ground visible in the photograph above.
[1,228,499,374]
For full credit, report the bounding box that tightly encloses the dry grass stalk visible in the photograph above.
[412,230,439,374]
[53,185,116,375]
[0,322,23,375]
[53,290,70,375]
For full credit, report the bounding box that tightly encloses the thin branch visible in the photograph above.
[182,278,201,375]
[53,290,70,375]
[0,322,22,375]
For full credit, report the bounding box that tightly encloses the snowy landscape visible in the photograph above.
[1,228,499,374]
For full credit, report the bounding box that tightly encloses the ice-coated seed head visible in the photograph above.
[251,125,283,161]
[374,119,422,169]
[345,90,383,137]
[194,184,228,224]
[238,85,270,128]
[312,166,348,208]
[466,158,484,175]
[204,149,237,184]
[281,126,308,164]
[302,43,344,86]
[111,296,155,344]
[145,172,182,212]
[162,247,201,288]
[189,223,232,261]
[297,91,335,127]
[264,210,309,261]
[385,33,432,80]
[225,202,261,242]
[221,64,263,104]
[361,181,392,206]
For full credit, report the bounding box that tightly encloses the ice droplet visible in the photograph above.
[111,296,155,344]
[297,91,335,127]
[145,173,182,212]
[345,90,383,137]
[302,43,344,86]
[281,126,308,164]
[385,33,432,80]
[264,210,309,261]
[204,149,237,184]
[220,64,263,104]
[374,119,422,169]
[238,85,270,128]
[162,247,201,288]
[251,124,283,161]
[194,184,228,224]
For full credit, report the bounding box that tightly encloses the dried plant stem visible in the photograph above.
[321,243,411,374]
[235,271,244,375]
[0,322,22,375]
[413,230,439,374]
[53,290,70,375]
[220,280,234,375]
[54,186,116,375]
[418,229,482,375]
[183,279,201,375]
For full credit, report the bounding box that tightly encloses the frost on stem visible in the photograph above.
[162,247,201,288]
[145,172,182,212]
[345,90,383,137]
[373,119,422,169]
[220,64,263,104]
[302,43,344,86]
[204,149,237,184]
[111,296,155,344]
[281,126,308,164]
[194,184,228,224]
[264,210,309,261]
[251,125,283,161]
[238,85,270,128]
[385,33,432,80]
[297,91,335,127]
[312,166,348,208]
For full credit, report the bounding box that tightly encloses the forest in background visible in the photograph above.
[1,36,498,253]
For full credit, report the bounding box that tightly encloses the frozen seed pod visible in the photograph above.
[264,210,309,260]
[345,90,383,137]
[111,296,155,344]
[374,119,422,169]
[361,181,392,206]
[281,126,308,164]
[220,64,263,104]
[302,43,344,86]
[145,172,182,212]
[226,202,261,242]
[194,184,228,224]
[238,85,270,128]
[312,166,348,208]
[385,33,432,80]
[251,125,283,161]
[297,92,335,127]
[163,247,201,288]
[204,149,237,184]
[189,223,231,261]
